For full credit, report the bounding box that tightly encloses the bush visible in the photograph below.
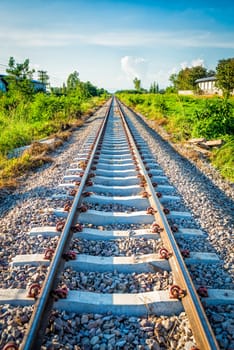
[117,92,234,181]
[192,99,234,139]
[212,136,234,181]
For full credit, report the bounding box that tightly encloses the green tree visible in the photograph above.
[216,58,234,98]
[67,71,80,93]
[6,57,35,99]
[190,66,208,85]
[149,81,159,93]
[207,69,216,77]
[133,77,141,91]
[169,73,178,90]
[169,66,208,91]
[83,81,98,96]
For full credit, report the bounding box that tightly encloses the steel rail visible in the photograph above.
[20,98,113,350]
[116,97,219,350]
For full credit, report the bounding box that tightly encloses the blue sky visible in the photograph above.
[0,0,233,91]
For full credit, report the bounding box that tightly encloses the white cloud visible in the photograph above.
[180,61,188,69]
[147,68,175,89]
[121,56,148,82]
[0,27,233,49]
[87,30,234,49]
[180,58,205,70]
[0,29,85,47]
[147,58,206,89]
[191,58,205,67]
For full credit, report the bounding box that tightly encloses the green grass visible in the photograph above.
[0,94,107,155]
[117,92,234,182]
[211,137,234,181]
[0,93,108,188]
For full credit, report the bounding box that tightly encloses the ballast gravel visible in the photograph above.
[71,237,162,257]
[42,311,196,350]
[59,269,173,293]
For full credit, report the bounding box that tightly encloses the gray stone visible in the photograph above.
[90,335,100,346]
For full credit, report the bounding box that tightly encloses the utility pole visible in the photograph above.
[37,70,49,85]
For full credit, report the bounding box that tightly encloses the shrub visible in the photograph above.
[192,99,234,139]
[212,136,234,181]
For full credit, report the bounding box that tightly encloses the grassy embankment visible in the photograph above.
[0,92,108,189]
[117,92,234,182]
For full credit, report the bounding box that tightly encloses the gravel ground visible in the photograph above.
[59,269,173,293]
[82,202,139,213]
[206,305,234,349]
[0,305,33,348]
[70,237,162,257]
[0,265,48,289]
[42,311,196,350]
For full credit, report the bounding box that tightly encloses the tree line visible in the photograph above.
[129,58,234,98]
[1,56,108,100]
[0,57,109,156]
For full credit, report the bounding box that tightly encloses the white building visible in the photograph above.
[195,76,222,95]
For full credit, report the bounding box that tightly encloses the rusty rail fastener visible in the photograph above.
[43,248,55,260]
[169,285,186,299]
[197,286,208,297]
[159,247,172,259]
[27,283,41,298]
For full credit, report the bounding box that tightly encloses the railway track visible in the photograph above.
[0,97,233,349]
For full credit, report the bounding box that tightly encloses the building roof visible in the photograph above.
[195,76,216,83]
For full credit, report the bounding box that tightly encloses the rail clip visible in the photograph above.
[197,286,208,297]
[171,224,179,233]
[163,208,170,215]
[64,202,72,212]
[146,207,157,215]
[78,205,88,212]
[51,286,68,301]
[71,223,83,232]
[27,283,41,298]
[169,285,186,299]
[159,247,172,259]
[62,251,76,261]
[151,222,163,233]
[3,342,18,350]
[82,191,92,197]
[181,249,190,258]
[44,248,55,260]
[69,189,77,196]
[141,191,151,198]
[56,220,65,232]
